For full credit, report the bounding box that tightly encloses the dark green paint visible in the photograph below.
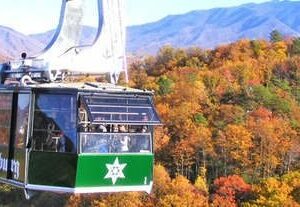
[28,151,77,187]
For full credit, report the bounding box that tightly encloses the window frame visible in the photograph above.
[79,132,153,154]
[0,91,14,146]
[32,90,78,153]
[80,94,161,125]
[14,93,31,149]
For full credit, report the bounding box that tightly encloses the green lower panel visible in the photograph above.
[28,151,77,187]
[75,154,153,187]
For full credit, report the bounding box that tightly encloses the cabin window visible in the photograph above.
[0,93,13,146]
[78,94,160,154]
[81,95,160,125]
[80,133,152,154]
[32,93,77,153]
[15,94,30,149]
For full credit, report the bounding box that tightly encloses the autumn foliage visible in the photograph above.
[127,37,300,206]
[1,36,300,206]
[211,175,252,207]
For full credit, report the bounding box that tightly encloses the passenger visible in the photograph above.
[140,113,149,133]
[119,136,130,152]
[98,137,109,153]
[58,132,66,152]
[95,116,108,132]
[139,136,150,152]
[89,124,97,132]
[98,124,107,132]
[129,137,139,152]
[58,132,74,153]
[141,125,148,133]
[119,125,127,133]
[45,118,56,150]
[112,124,119,133]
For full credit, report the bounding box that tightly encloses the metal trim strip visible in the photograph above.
[0,178,24,188]
[26,181,153,194]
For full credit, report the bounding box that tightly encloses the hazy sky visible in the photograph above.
[0,0,296,34]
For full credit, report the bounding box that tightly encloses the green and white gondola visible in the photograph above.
[0,82,160,196]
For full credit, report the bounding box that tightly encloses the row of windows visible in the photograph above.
[82,95,160,124]
[0,92,157,154]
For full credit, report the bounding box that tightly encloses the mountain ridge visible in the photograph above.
[0,26,43,61]
[127,0,300,54]
[1,0,300,60]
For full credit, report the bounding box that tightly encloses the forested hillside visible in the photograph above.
[0,34,300,206]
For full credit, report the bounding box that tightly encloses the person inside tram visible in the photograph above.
[58,131,66,152]
[119,135,130,152]
[98,137,109,153]
[141,125,148,133]
[112,124,119,133]
[98,124,107,132]
[140,113,149,133]
[94,116,108,132]
[119,125,127,133]
[139,136,150,152]
[103,124,128,152]
[44,112,57,151]
[133,114,150,152]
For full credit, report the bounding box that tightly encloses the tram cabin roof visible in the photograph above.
[0,82,153,95]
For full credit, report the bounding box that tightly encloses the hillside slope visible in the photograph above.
[0,26,43,60]
[1,1,300,57]
[127,0,300,54]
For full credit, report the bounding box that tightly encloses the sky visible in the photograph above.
[0,0,295,34]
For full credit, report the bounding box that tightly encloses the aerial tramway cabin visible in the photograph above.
[0,0,159,198]
[0,82,160,195]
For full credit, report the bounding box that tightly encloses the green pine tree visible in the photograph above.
[291,37,300,55]
[270,30,283,43]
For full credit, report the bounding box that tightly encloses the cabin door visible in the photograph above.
[27,91,78,188]
[7,92,30,182]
